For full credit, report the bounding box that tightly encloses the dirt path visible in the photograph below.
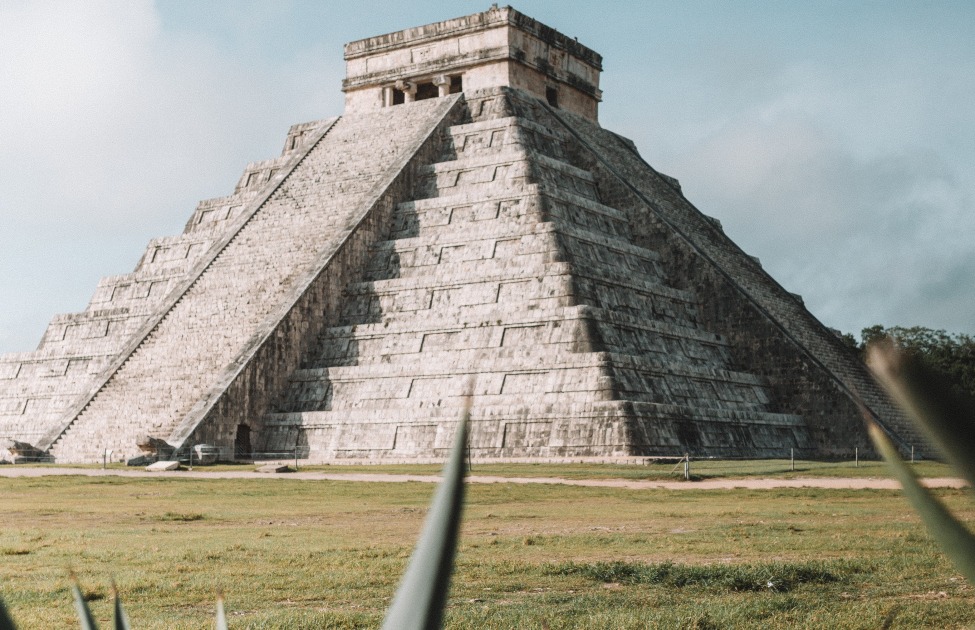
[0,466,967,490]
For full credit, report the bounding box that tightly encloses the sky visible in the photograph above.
[0,0,972,353]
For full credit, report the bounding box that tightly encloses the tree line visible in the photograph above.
[840,325,975,400]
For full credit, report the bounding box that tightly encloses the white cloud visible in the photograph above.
[0,1,339,351]
[663,66,975,337]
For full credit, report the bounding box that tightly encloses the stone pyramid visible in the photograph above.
[0,7,920,464]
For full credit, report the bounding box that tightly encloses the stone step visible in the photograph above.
[265,398,800,431]
[402,183,625,224]
[0,357,108,391]
[349,258,694,307]
[316,304,720,353]
[133,231,220,275]
[416,150,598,202]
[86,268,193,311]
[448,116,568,143]
[369,216,659,275]
[259,397,803,460]
[233,155,293,194]
[277,350,773,417]
[337,277,576,327]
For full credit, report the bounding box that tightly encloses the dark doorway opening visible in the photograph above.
[449,75,463,94]
[546,87,559,108]
[235,424,252,460]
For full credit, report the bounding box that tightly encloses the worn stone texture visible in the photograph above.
[0,6,918,463]
[343,5,601,120]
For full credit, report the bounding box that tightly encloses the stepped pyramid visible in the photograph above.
[0,7,920,464]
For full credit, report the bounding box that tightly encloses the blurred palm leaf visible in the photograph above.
[112,583,130,630]
[381,399,470,630]
[866,341,975,583]
[866,421,975,582]
[868,341,975,487]
[216,593,228,630]
[71,580,98,630]
[0,596,16,630]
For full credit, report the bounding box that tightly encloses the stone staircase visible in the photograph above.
[34,98,460,462]
[0,117,333,458]
[261,95,806,461]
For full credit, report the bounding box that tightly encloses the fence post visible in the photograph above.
[189,447,193,472]
[294,444,299,471]
[683,453,690,481]
[855,447,858,468]
[791,448,795,472]
[911,445,915,464]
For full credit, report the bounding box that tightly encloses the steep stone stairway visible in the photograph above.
[0,119,329,453]
[44,97,460,462]
[262,90,805,460]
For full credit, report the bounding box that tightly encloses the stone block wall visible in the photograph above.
[522,89,921,456]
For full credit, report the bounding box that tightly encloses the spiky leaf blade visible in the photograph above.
[867,421,975,583]
[111,584,129,630]
[216,593,228,630]
[71,581,99,630]
[868,342,975,487]
[380,400,470,630]
[0,595,17,630]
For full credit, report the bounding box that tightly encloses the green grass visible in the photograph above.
[0,475,972,628]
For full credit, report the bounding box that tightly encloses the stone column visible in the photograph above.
[433,74,450,97]
[395,80,417,102]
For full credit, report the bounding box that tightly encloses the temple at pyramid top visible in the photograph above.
[342,4,602,120]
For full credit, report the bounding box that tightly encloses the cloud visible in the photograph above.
[665,70,975,337]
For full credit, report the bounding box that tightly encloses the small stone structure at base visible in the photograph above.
[0,6,920,464]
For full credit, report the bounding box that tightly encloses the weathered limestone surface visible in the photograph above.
[0,115,333,456]
[530,99,923,453]
[45,98,461,463]
[343,5,602,120]
[0,6,918,463]
[259,88,814,461]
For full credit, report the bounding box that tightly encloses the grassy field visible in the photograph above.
[1,473,972,628]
